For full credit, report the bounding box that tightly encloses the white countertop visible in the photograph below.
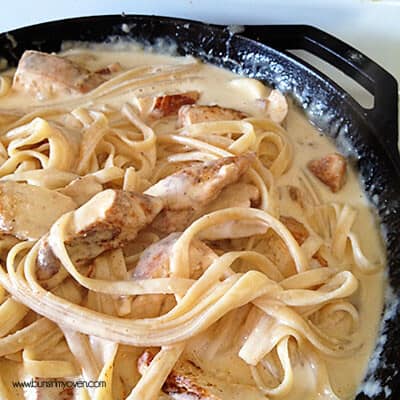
[1,0,399,136]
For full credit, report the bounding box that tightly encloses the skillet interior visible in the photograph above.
[0,14,399,400]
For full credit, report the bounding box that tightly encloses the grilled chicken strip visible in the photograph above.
[36,190,163,280]
[0,181,76,240]
[135,91,200,118]
[133,232,217,280]
[257,89,288,124]
[201,183,259,214]
[145,153,255,233]
[279,216,309,246]
[138,350,222,400]
[12,50,106,97]
[263,215,327,277]
[0,234,19,261]
[280,215,327,267]
[198,183,266,240]
[131,232,217,318]
[58,175,103,206]
[37,153,254,278]
[178,104,247,127]
[307,153,347,193]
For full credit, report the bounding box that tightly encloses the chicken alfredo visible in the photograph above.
[0,44,385,400]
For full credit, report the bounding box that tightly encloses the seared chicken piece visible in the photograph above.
[201,183,259,213]
[133,232,217,280]
[12,50,106,97]
[199,220,268,241]
[307,153,347,193]
[95,62,122,75]
[138,350,222,400]
[136,91,200,118]
[287,216,328,267]
[279,216,309,246]
[131,233,217,318]
[36,190,163,280]
[58,175,103,206]
[257,89,288,124]
[0,181,76,240]
[178,104,247,127]
[280,215,327,266]
[313,251,328,267]
[37,237,63,280]
[286,185,309,209]
[0,234,19,261]
[263,228,297,278]
[67,190,163,263]
[145,153,255,233]
[151,181,262,238]
[198,183,266,240]
[149,210,195,236]
[265,216,326,273]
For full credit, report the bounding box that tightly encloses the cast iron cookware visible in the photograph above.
[0,15,398,400]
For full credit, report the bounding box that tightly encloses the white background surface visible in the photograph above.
[1,0,399,133]
[1,0,398,82]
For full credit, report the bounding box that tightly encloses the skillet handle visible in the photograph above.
[241,25,400,169]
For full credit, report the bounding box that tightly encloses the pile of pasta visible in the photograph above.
[0,59,380,400]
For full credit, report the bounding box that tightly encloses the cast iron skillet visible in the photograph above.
[0,15,399,400]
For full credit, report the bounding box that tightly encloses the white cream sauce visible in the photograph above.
[0,44,385,400]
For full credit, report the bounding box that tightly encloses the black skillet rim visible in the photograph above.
[0,14,399,400]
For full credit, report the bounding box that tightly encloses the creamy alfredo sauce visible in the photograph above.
[0,44,385,400]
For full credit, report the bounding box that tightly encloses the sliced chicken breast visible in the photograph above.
[178,104,247,127]
[130,233,217,318]
[0,181,76,240]
[138,350,222,400]
[307,153,347,193]
[36,190,163,280]
[12,50,106,97]
[135,91,200,118]
[132,232,217,280]
[145,153,255,233]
